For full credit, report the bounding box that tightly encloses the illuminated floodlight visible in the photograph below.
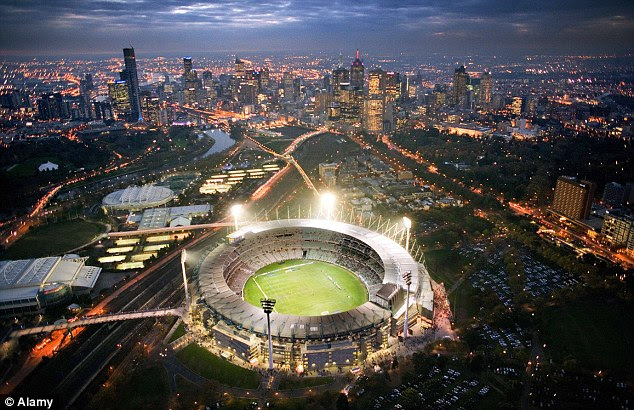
[320,192,336,220]
[403,216,412,252]
[230,204,243,230]
[402,270,412,339]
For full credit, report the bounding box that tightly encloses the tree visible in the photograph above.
[335,393,349,410]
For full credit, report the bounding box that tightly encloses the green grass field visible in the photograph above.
[176,343,261,389]
[243,259,368,316]
[2,219,104,259]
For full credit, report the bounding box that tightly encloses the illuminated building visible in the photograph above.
[108,80,131,120]
[480,72,492,106]
[37,92,68,120]
[318,163,338,187]
[602,210,634,253]
[510,96,523,116]
[452,65,469,107]
[283,72,295,101]
[368,68,385,95]
[384,72,401,102]
[350,49,364,89]
[122,47,142,122]
[183,57,200,106]
[551,176,596,220]
[363,95,393,134]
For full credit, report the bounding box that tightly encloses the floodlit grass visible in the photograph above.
[116,261,144,270]
[2,219,103,259]
[168,322,186,343]
[243,259,368,316]
[130,253,156,262]
[86,365,169,410]
[175,343,261,389]
[541,300,633,372]
[146,235,173,243]
[278,376,334,390]
[143,244,170,252]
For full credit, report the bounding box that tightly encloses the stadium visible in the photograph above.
[196,218,434,370]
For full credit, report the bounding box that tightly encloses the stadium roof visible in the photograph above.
[0,255,102,308]
[102,185,174,210]
[200,219,433,340]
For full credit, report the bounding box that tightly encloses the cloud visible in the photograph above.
[0,0,632,55]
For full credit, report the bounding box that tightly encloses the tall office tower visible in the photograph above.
[234,58,246,80]
[368,68,385,95]
[37,92,67,120]
[551,176,596,220]
[510,96,523,116]
[363,95,386,134]
[603,182,626,207]
[452,65,469,107]
[318,163,338,187]
[338,86,363,124]
[108,80,131,120]
[260,67,270,91]
[282,72,295,101]
[350,49,364,90]
[202,70,213,89]
[384,71,401,102]
[332,65,350,95]
[479,72,492,107]
[182,57,200,106]
[123,47,142,121]
[183,57,193,76]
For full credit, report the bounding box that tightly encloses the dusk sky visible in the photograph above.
[1,0,633,56]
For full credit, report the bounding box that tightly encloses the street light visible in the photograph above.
[231,204,243,231]
[403,216,412,252]
[402,270,412,339]
[320,192,336,220]
[261,298,276,371]
[181,250,190,312]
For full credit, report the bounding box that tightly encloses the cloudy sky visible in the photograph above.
[1,0,632,56]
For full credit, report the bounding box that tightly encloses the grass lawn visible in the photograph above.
[540,299,633,373]
[176,343,261,389]
[87,365,169,410]
[7,156,63,177]
[278,376,334,390]
[2,219,104,259]
[243,259,368,316]
[168,322,187,343]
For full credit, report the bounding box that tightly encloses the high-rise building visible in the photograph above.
[551,176,596,220]
[363,95,394,134]
[452,65,469,107]
[603,182,626,207]
[479,72,492,107]
[350,49,364,90]
[108,80,131,120]
[183,57,193,77]
[368,69,385,96]
[183,57,200,106]
[510,96,523,116]
[332,66,350,96]
[282,72,295,101]
[122,47,142,122]
[37,92,68,120]
[384,72,401,102]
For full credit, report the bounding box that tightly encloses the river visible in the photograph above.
[198,129,236,159]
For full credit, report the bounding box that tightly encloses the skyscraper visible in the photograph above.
[551,176,596,220]
[452,65,469,107]
[123,47,142,122]
[368,69,385,95]
[479,72,493,107]
[350,49,364,90]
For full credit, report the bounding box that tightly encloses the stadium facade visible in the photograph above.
[196,219,433,370]
[0,255,102,316]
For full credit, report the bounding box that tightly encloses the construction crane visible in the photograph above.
[244,133,319,194]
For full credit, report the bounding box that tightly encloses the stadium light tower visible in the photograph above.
[261,298,276,371]
[320,192,336,220]
[181,249,190,311]
[231,204,243,231]
[403,216,412,252]
[402,270,412,339]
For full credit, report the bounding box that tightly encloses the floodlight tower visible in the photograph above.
[402,270,412,339]
[320,192,336,220]
[261,298,276,371]
[231,204,243,231]
[403,216,412,252]
[181,249,190,312]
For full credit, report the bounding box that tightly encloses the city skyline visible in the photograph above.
[1,0,633,57]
